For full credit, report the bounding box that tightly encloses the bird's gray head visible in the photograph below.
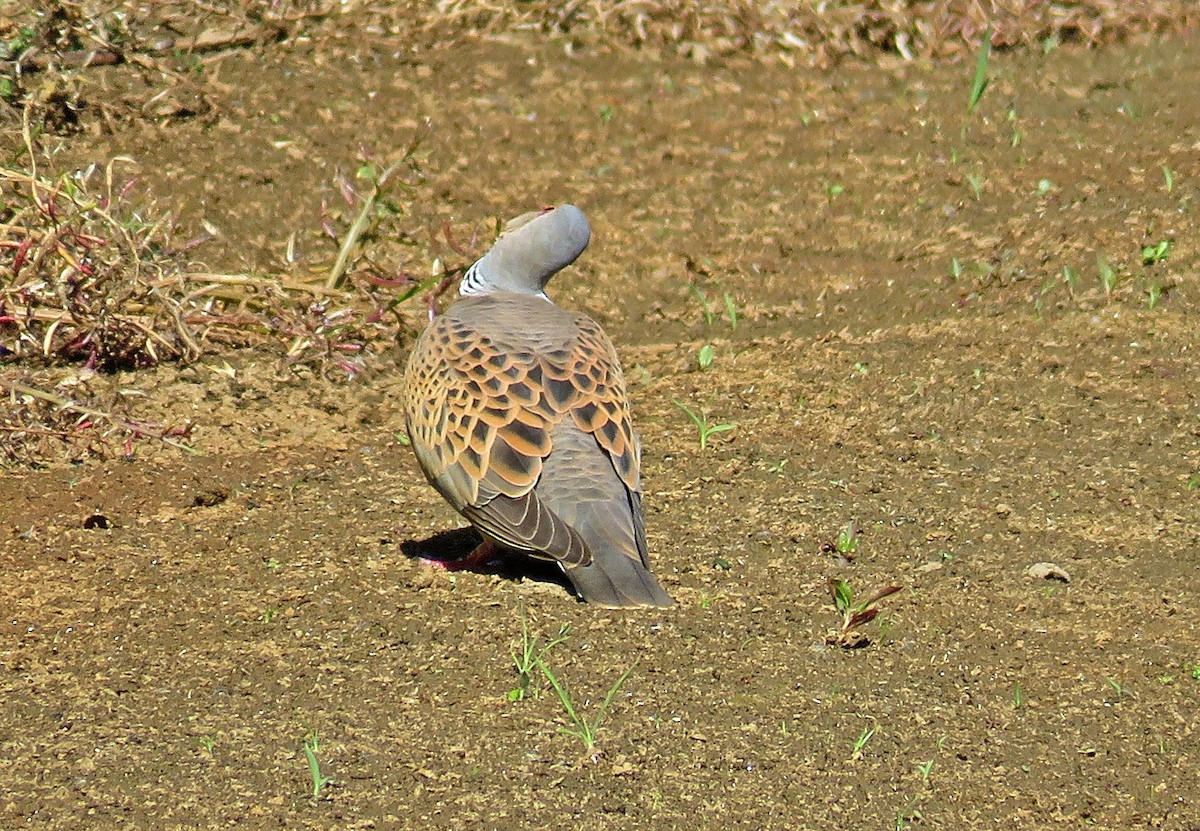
[459,204,591,299]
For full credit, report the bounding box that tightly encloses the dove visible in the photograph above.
[403,204,673,608]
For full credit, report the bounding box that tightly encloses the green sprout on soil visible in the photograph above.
[1141,239,1171,266]
[916,759,934,785]
[508,616,570,702]
[966,23,993,116]
[851,726,876,759]
[534,659,634,751]
[949,257,964,279]
[1162,165,1175,193]
[1012,681,1026,708]
[1097,256,1120,300]
[826,578,903,649]
[722,291,738,329]
[896,799,924,831]
[1146,284,1164,309]
[672,400,734,450]
[824,181,845,203]
[303,731,333,799]
[835,521,859,556]
[1105,677,1135,699]
[965,172,983,200]
[697,343,714,370]
[819,521,859,560]
[688,284,715,325]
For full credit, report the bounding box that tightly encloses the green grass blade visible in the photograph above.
[967,24,993,115]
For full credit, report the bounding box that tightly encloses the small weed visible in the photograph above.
[1012,681,1026,708]
[1097,256,1120,300]
[895,799,924,830]
[965,172,983,200]
[1146,284,1163,309]
[834,521,859,557]
[1106,677,1135,699]
[697,343,715,370]
[303,731,334,799]
[508,615,570,702]
[1141,240,1171,266]
[711,556,732,570]
[535,659,634,751]
[1037,178,1053,196]
[598,104,615,125]
[1187,663,1200,680]
[1188,474,1200,492]
[1062,265,1079,295]
[826,578,903,649]
[261,608,279,624]
[765,459,788,474]
[824,181,845,202]
[966,23,993,116]
[949,257,964,279]
[1162,164,1175,193]
[722,291,739,329]
[672,400,734,450]
[698,591,721,610]
[198,736,216,754]
[916,759,934,785]
[851,726,876,759]
[688,284,715,325]
[853,361,869,375]
[395,431,412,447]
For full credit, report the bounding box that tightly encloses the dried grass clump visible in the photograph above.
[0,112,202,369]
[420,0,1199,63]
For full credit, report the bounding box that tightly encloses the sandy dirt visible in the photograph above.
[3,19,1200,831]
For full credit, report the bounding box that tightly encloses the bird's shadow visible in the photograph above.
[398,526,576,598]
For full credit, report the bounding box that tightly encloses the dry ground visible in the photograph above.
[3,10,1200,831]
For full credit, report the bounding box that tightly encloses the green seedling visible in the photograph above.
[688,284,715,325]
[916,759,934,785]
[896,799,924,830]
[1106,677,1135,699]
[1097,256,1120,300]
[851,726,876,759]
[966,24,993,116]
[966,172,983,200]
[1037,179,1053,196]
[1188,663,1200,680]
[824,181,845,202]
[697,343,714,370]
[508,616,570,702]
[1162,165,1175,193]
[1188,474,1200,492]
[1141,240,1171,266]
[1012,681,1026,708]
[535,659,634,751]
[599,104,615,125]
[949,257,964,279]
[1147,284,1163,309]
[198,736,216,754]
[834,521,859,557]
[722,292,738,329]
[303,731,333,799]
[1062,265,1079,295]
[672,400,734,450]
[826,578,903,648]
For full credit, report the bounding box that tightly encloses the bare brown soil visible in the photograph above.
[4,19,1200,831]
